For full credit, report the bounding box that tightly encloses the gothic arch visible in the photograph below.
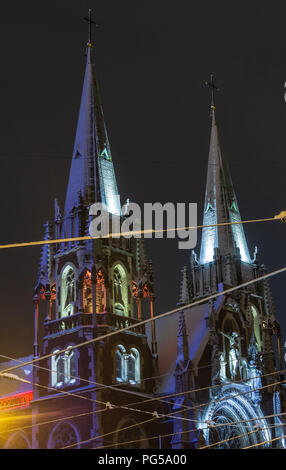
[113,344,141,384]
[4,431,31,449]
[251,305,262,351]
[34,282,46,300]
[65,344,80,385]
[203,384,271,449]
[115,344,127,382]
[47,420,81,449]
[128,347,141,384]
[112,262,128,316]
[221,314,241,380]
[221,314,240,335]
[60,263,78,317]
[96,268,107,313]
[80,268,92,313]
[113,416,148,449]
[50,344,79,388]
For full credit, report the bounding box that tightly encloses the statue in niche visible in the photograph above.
[248,359,262,404]
[218,330,244,381]
[64,269,75,310]
[209,333,221,388]
[247,332,262,402]
[84,286,92,313]
[114,267,124,310]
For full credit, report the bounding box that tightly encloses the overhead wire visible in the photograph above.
[1,350,282,413]
[62,389,286,449]
[1,353,286,447]
[242,433,286,449]
[0,214,282,251]
[1,263,286,376]
[94,419,286,450]
[60,375,286,449]
[0,213,284,447]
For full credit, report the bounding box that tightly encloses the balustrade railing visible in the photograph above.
[44,311,145,337]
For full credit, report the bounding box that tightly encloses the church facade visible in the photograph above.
[0,23,285,449]
[28,36,167,449]
[171,81,286,449]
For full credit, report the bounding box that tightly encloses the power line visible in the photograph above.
[1,354,285,447]
[242,432,286,449]
[2,403,284,450]
[1,263,285,376]
[0,408,107,437]
[200,422,286,450]
[5,355,284,415]
[62,415,156,449]
[0,353,187,411]
[0,370,107,408]
[125,366,283,409]
[94,420,286,450]
[0,214,283,250]
[1,265,285,448]
[62,378,286,449]
[1,359,285,450]
[56,372,286,449]
[1,350,279,413]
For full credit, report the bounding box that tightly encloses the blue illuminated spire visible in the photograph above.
[64,41,121,216]
[200,79,251,264]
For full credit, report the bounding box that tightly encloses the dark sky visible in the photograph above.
[0,1,285,360]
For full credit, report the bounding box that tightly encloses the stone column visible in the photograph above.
[150,296,157,355]
[45,289,51,322]
[92,267,97,328]
[33,294,40,357]
[136,295,143,320]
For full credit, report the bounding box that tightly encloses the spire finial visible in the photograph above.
[205,74,219,113]
[83,8,99,49]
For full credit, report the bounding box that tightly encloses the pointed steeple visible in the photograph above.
[38,221,52,285]
[64,19,121,216]
[177,267,190,361]
[200,76,251,265]
[179,266,191,306]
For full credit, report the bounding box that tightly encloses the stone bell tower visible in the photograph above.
[173,75,285,449]
[32,13,158,449]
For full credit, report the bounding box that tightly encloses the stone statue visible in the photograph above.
[64,269,75,309]
[248,359,262,404]
[114,267,125,311]
[218,330,243,380]
[210,334,221,388]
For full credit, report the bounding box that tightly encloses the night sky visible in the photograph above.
[0,1,285,362]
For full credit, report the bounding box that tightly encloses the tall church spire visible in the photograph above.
[200,76,251,265]
[64,11,121,216]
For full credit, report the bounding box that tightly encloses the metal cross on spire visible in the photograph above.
[205,74,219,111]
[83,8,99,48]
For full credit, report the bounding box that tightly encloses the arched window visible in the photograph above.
[221,317,241,381]
[4,431,31,449]
[51,348,78,387]
[51,350,64,388]
[57,355,65,385]
[61,265,76,317]
[96,270,106,313]
[127,355,135,382]
[113,264,128,316]
[47,422,80,449]
[66,348,77,385]
[251,305,261,351]
[82,270,92,313]
[113,417,148,449]
[115,345,126,382]
[128,348,140,384]
[115,345,140,385]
